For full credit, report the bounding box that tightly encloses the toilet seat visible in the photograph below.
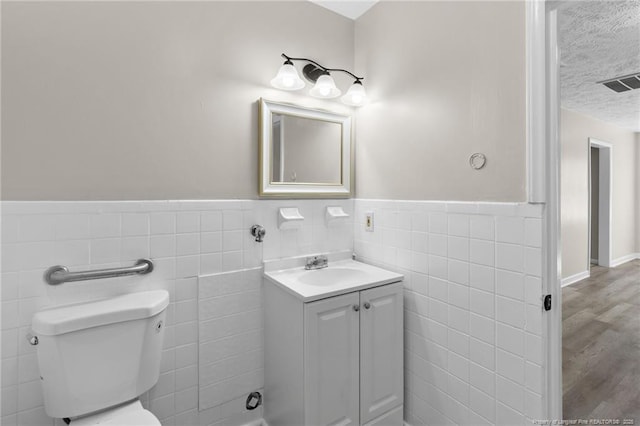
[70,400,160,426]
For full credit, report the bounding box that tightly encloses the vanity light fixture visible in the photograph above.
[270,53,367,106]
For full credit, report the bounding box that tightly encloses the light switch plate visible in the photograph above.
[365,211,374,232]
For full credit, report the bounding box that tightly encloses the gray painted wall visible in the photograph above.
[1,2,354,200]
[354,1,527,201]
[561,108,639,279]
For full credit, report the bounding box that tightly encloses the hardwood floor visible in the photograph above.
[562,259,640,421]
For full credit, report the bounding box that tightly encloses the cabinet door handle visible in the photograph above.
[363,302,371,310]
[352,304,360,312]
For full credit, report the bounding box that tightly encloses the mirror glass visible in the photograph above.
[271,114,342,184]
[259,99,352,197]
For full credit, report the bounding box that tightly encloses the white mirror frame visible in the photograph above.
[259,98,352,198]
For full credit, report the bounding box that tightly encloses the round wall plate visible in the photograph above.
[469,153,487,170]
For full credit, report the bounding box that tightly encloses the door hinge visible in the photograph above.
[543,294,552,311]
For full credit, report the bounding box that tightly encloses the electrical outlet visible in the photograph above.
[365,211,374,232]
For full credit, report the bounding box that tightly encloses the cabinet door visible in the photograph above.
[360,282,404,424]
[304,292,360,426]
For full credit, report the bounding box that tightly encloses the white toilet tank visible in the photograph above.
[31,290,170,419]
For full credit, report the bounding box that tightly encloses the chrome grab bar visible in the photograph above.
[44,258,154,285]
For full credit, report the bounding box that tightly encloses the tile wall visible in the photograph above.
[352,200,546,426]
[0,199,353,426]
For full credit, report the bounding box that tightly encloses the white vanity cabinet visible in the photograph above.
[264,278,403,426]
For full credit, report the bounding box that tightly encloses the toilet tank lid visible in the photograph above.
[32,290,170,336]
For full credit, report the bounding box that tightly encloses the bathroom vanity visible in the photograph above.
[264,254,404,426]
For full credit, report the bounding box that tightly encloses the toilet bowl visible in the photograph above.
[31,290,169,424]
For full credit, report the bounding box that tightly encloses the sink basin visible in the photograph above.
[264,257,404,302]
[297,267,368,286]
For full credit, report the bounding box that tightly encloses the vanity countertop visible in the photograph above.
[264,254,403,302]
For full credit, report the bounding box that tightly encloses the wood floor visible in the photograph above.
[562,259,640,421]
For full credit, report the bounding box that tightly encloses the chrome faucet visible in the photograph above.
[305,255,328,270]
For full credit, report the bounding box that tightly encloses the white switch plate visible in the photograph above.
[365,211,374,232]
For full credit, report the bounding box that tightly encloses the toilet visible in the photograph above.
[30,290,170,425]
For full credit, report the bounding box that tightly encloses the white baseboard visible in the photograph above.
[590,258,598,264]
[561,270,590,287]
[610,253,640,268]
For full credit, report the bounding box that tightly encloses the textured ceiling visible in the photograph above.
[559,0,640,132]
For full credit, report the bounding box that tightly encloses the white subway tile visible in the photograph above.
[428,234,448,256]
[176,234,200,256]
[525,247,542,277]
[470,264,495,293]
[525,276,542,306]
[428,256,448,280]
[429,213,448,235]
[448,236,469,261]
[470,215,494,241]
[469,338,494,371]
[201,211,223,232]
[525,333,543,365]
[90,214,121,238]
[448,283,469,309]
[496,243,524,272]
[411,232,428,253]
[448,260,469,285]
[470,386,495,422]
[411,212,428,232]
[470,362,495,396]
[200,253,223,275]
[448,351,469,382]
[497,322,524,356]
[496,376,524,413]
[428,277,448,302]
[497,296,525,328]
[2,302,19,330]
[448,329,469,357]
[428,298,449,325]
[470,239,494,266]
[16,406,50,426]
[121,213,149,236]
[448,306,469,334]
[448,214,469,237]
[525,361,542,393]
[469,313,494,345]
[526,304,543,335]
[18,380,44,411]
[525,390,543,419]
[469,288,494,318]
[121,237,149,261]
[177,212,200,234]
[497,349,525,384]
[2,215,20,243]
[223,210,243,231]
[19,215,56,242]
[150,212,176,235]
[524,218,542,247]
[495,217,524,244]
[176,255,199,278]
[496,269,525,301]
[175,343,197,369]
[150,235,176,258]
[90,238,121,264]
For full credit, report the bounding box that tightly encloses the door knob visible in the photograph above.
[352,304,360,312]
[363,302,371,309]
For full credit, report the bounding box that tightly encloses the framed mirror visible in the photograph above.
[259,98,352,197]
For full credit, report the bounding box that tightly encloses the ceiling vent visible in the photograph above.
[598,72,640,93]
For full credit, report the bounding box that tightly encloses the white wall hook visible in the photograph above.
[278,207,304,229]
[325,206,349,226]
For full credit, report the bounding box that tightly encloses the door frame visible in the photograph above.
[588,138,613,268]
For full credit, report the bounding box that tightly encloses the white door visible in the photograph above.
[359,282,404,424]
[304,292,360,426]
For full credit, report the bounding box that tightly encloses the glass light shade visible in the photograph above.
[341,82,367,106]
[309,74,341,99]
[270,63,305,90]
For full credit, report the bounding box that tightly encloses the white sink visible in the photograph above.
[264,255,403,302]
